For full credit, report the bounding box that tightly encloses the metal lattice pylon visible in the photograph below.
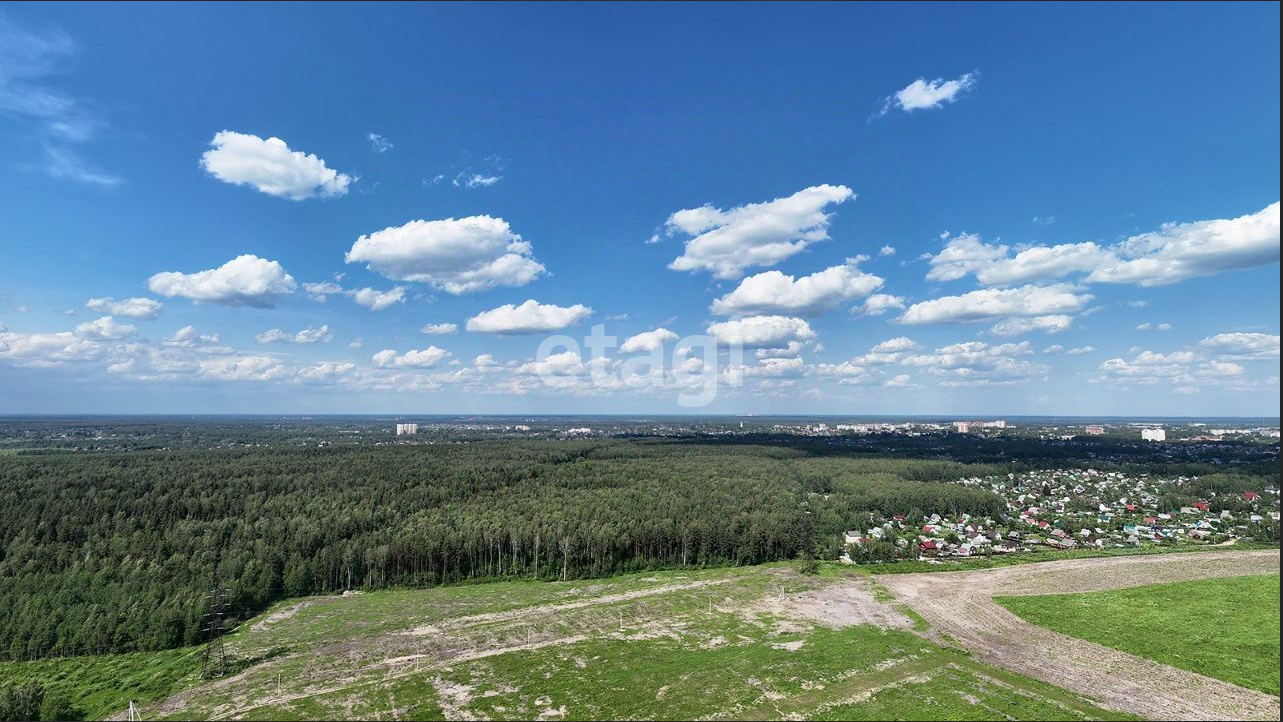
[201,577,228,678]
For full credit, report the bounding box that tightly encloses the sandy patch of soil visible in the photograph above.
[754,577,912,630]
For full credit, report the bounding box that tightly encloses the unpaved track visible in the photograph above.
[405,578,732,635]
[880,550,1282,721]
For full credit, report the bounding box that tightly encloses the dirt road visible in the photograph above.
[879,550,1281,721]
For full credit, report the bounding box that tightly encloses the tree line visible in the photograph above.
[0,439,1024,659]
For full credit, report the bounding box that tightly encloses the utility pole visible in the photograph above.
[201,575,228,678]
[127,700,140,721]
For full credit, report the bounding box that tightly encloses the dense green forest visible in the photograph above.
[0,439,1012,660]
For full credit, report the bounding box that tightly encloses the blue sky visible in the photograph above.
[1,2,1279,415]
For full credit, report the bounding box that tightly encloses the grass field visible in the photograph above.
[0,563,1138,721]
[997,573,1281,696]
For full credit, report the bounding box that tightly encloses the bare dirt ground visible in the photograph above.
[879,549,1282,721]
[752,575,912,630]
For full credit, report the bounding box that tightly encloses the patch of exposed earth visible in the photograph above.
[880,549,1281,721]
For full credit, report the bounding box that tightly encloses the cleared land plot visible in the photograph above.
[997,574,1280,696]
[5,564,1135,721]
[880,549,1282,722]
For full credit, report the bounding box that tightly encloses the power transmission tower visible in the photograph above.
[201,576,228,678]
[127,700,141,721]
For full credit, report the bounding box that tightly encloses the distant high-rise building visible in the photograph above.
[1085,425,1105,435]
[953,421,972,433]
[396,423,418,436]
[1141,427,1166,442]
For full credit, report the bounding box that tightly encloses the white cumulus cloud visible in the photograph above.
[1199,332,1279,360]
[148,255,296,307]
[620,328,679,353]
[856,336,919,365]
[85,296,162,319]
[465,300,592,335]
[1088,202,1280,286]
[256,324,332,345]
[856,293,906,317]
[666,185,855,279]
[705,315,816,349]
[372,346,452,368]
[990,314,1074,337]
[925,202,1280,288]
[345,215,545,294]
[926,232,1010,282]
[200,131,351,200]
[710,261,883,316]
[302,282,344,301]
[899,284,1092,325]
[198,355,290,381]
[420,323,458,335]
[73,316,136,341]
[901,340,1045,387]
[351,286,406,311]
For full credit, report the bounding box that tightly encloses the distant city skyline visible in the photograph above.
[1,3,1279,415]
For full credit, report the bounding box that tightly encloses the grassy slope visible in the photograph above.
[3,564,1138,721]
[997,574,1281,696]
[0,647,201,719]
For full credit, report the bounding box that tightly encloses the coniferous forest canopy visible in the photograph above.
[0,417,1277,661]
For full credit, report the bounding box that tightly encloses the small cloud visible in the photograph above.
[454,173,501,189]
[878,245,896,257]
[350,286,406,311]
[879,72,978,116]
[1127,300,1149,308]
[1031,215,1057,226]
[420,322,458,335]
[856,293,906,317]
[85,296,162,319]
[348,337,364,349]
[367,132,393,153]
[256,325,332,345]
